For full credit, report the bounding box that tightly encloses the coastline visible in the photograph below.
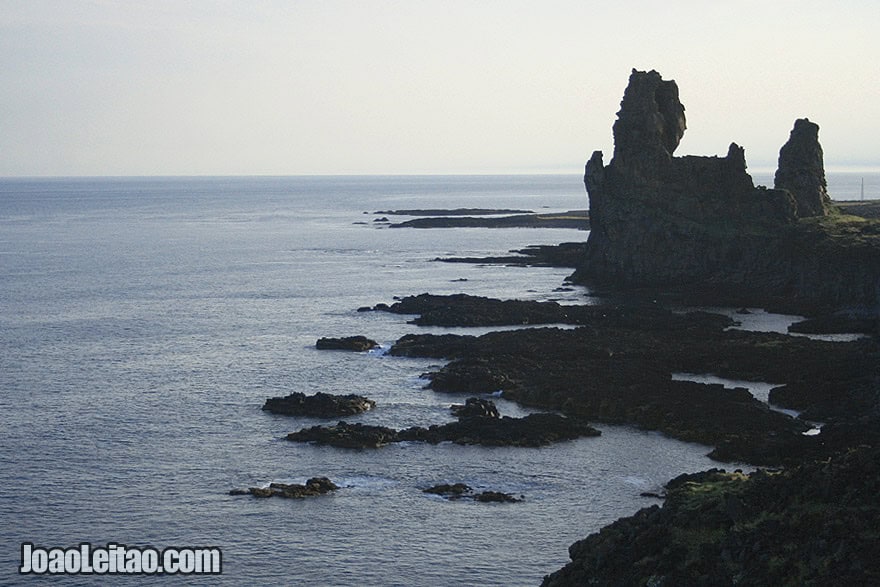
[327,69,880,583]
[541,68,880,584]
[353,256,879,584]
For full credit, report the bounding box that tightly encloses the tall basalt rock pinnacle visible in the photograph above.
[610,69,685,174]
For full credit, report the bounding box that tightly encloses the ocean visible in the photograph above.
[0,173,873,585]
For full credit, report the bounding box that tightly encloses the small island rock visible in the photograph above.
[422,483,522,503]
[229,476,339,499]
[316,336,380,352]
[262,391,376,418]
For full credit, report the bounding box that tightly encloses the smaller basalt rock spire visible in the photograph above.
[775,118,832,217]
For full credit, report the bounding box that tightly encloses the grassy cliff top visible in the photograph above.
[794,209,880,252]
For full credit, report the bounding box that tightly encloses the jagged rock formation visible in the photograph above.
[775,118,833,217]
[579,69,796,287]
[575,69,880,311]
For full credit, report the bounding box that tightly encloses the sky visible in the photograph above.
[1,0,878,176]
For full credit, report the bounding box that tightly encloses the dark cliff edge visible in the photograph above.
[571,69,880,316]
[542,447,880,586]
[544,70,880,585]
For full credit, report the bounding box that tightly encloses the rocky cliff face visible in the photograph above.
[575,69,880,311]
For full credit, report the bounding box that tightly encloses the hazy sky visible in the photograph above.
[2,0,878,176]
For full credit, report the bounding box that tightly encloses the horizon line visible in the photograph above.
[4,165,880,181]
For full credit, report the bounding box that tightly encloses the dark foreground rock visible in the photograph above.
[542,447,880,586]
[230,477,338,499]
[423,483,522,503]
[377,293,879,582]
[315,336,379,351]
[285,412,600,449]
[262,391,376,418]
[788,313,877,335]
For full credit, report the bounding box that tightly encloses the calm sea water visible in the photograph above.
[0,173,870,585]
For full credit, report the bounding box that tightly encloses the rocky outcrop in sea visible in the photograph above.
[284,398,600,449]
[422,483,522,503]
[315,335,380,351]
[262,391,376,418]
[573,69,880,313]
[230,477,339,499]
[385,296,879,466]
